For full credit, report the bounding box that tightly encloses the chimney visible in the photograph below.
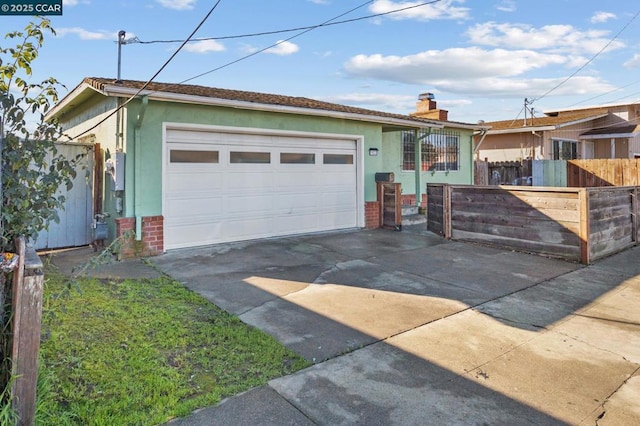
[412,92,448,121]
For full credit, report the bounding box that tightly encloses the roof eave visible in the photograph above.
[98,84,446,130]
[45,81,101,121]
[487,126,555,135]
[555,113,610,128]
[580,132,640,140]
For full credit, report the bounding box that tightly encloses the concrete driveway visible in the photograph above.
[154,226,640,425]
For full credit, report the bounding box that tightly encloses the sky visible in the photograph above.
[3,0,640,124]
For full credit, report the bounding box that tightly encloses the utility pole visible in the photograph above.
[116,30,126,83]
[115,30,126,151]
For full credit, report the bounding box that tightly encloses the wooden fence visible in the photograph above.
[567,159,640,187]
[474,160,532,186]
[2,237,44,425]
[427,184,639,264]
[532,159,640,188]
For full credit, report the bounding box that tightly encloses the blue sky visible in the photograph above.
[4,0,640,123]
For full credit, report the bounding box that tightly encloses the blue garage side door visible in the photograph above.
[33,143,94,250]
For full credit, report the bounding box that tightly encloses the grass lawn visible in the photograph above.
[38,268,310,425]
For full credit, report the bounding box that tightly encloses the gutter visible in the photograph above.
[133,95,148,241]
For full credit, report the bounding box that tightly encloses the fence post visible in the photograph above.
[11,237,44,426]
[634,187,639,246]
[579,189,590,264]
[444,184,452,239]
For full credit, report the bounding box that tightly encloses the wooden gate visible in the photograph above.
[34,143,94,250]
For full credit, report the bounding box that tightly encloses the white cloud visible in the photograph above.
[308,0,330,4]
[431,76,615,98]
[591,11,616,24]
[624,53,640,68]
[466,22,625,55]
[438,98,473,109]
[156,0,196,10]
[342,47,616,99]
[322,93,417,111]
[63,0,80,6]
[495,0,516,13]
[344,47,567,83]
[369,0,470,21]
[55,27,115,40]
[183,39,225,54]
[265,41,299,56]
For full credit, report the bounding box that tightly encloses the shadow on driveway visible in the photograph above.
[155,227,640,425]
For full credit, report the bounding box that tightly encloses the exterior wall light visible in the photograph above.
[369,148,379,156]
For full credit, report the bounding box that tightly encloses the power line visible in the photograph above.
[530,8,640,105]
[567,78,640,107]
[128,0,443,45]
[67,0,444,142]
[69,0,223,141]
[179,0,380,85]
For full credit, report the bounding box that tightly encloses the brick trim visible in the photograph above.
[365,201,380,229]
[115,215,164,259]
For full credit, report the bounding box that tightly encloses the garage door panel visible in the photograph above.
[275,193,319,211]
[166,222,224,249]
[224,171,275,190]
[275,171,318,186]
[222,218,275,240]
[167,172,223,192]
[274,214,321,234]
[166,196,223,219]
[165,131,358,250]
[225,194,275,215]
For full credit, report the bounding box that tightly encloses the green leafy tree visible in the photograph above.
[0,18,76,251]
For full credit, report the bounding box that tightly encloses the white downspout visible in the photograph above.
[133,95,148,240]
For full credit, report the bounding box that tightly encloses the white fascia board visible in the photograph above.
[100,84,446,130]
[581,131,640,140]
[45,82,98,121]
[555,113,609,128]
[487,126,555,135]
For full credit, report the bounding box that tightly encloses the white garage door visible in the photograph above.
[164,127,360,250]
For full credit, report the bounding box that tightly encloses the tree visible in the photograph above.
[0,17,76,251]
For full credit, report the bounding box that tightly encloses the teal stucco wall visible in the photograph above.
[381,128,475,200]
[123,99,387,218]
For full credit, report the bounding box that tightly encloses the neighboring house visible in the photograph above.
[476,102,640,162]
[46,78,483,256]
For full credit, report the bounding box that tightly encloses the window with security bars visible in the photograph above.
[402,129,460,171]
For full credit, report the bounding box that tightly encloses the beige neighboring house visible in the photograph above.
[476,102,640,162]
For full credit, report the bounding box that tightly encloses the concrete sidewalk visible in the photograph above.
[150,227,640,425]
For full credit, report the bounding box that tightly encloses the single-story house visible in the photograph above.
[47,78,484,256]
[476,102,640,162]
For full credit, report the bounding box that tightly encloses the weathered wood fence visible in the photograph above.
[475,160,532,186]
[427,184,639,264]
[1,237,44,425]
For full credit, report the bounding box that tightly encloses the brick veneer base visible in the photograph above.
[401,193,428,208]
[115,215,164,259]
[365,201,380,229]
